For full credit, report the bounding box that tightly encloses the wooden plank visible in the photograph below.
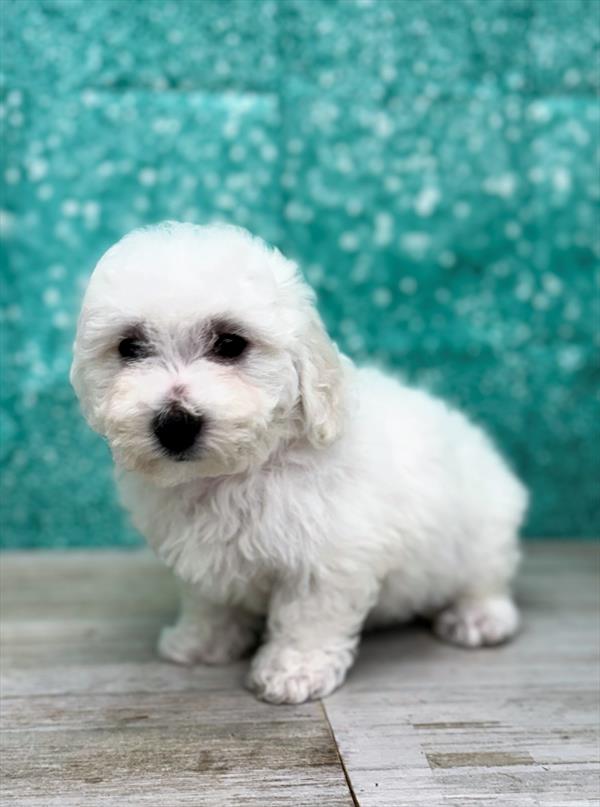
[321,542,600,806]
[1,696,351,806]
[1,544,598,806]
[0,550,353,806]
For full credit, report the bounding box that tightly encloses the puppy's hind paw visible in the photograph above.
[434,595,520,648]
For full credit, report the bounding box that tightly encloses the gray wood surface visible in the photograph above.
[0,551,352,806]
[326,542,600,806]
[1,543,598,806]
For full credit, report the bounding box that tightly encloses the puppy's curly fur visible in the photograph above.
[72,222,527,704]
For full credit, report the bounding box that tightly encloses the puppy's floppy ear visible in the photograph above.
[69,309,107,433]
[70,339,100,432]
[295,310,345,448]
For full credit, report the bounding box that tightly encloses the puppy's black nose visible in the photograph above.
[152,407,203,456]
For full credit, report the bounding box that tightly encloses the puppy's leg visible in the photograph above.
[247,575,378,704]
[158,580,259,665]
[433,592,519,648]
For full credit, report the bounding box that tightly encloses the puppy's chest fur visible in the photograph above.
[119,467,319,611]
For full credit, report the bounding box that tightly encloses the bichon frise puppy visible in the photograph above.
[71,222,527,704]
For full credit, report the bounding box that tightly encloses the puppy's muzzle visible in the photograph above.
[152,405,203,458]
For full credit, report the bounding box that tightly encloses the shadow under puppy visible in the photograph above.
[71,222,528,704]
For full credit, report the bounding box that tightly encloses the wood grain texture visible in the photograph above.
[1,543,598,806]
[323,542,600,806]
[0,550,353,806]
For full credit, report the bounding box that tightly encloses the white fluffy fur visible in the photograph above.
[72,222,528,704]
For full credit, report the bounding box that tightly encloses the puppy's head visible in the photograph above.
[71,222,344,485]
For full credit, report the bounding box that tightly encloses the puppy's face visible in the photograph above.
[71,223,344,485]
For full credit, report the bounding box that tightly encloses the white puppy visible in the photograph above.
[71,221,527,704]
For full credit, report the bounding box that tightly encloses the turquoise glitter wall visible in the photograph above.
[1,0,599,547]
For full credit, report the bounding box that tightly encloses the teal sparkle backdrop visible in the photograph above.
[1,0,599,547]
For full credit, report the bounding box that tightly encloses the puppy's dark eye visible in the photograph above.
[212,333,248,360]
[118,337,148,360]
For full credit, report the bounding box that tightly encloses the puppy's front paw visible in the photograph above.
[434,595,520,648]
[158,620,256,666]
[247,643,353,704]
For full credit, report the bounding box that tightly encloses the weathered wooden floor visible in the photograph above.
[1,543,598,806]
